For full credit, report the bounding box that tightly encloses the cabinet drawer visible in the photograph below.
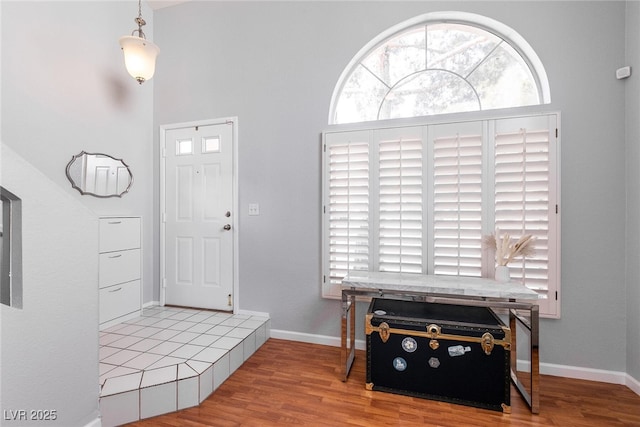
[99,249,140,289]
[99,280,141,324]
[99,217,140,252]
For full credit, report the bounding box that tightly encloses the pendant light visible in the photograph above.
[119,0,160,84]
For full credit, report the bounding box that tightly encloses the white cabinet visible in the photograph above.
[99,217,140,253]
[99,217,141,329]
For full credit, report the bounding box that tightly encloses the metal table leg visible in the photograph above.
[530,305,540,413]
[341,291,356,381]
[509,305,540,414]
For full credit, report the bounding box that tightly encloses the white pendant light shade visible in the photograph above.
[119,35,160,84]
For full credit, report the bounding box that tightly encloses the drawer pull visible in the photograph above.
[108,221,122,224]
[108,287,122,293]
[109,254,122,258]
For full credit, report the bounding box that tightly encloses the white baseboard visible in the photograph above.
[626,373,640,395]
[142,300,160,309]
[271,330,369,349]
[539,362,628,385]
[540,363,640,397]
[270,329,640,396]
[236,309,270,318]
[84,417,101,427]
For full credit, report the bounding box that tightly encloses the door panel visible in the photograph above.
[164,122,234,310]
[85,155,130,195]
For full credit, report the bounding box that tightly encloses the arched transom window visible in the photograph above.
[330,12,550,124]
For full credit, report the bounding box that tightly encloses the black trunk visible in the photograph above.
[366,298,511,412]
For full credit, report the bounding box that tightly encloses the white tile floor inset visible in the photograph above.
[99,306,270,427]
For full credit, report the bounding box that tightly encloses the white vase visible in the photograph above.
[495,265,510,282]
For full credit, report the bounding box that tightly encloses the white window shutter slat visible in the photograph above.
[376,127,424,274]
[324,132,371,295]
[430,122,484,277]
[494,116,558,316]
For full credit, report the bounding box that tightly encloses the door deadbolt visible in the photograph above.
[225,211,231,217]
[223,224,231,231]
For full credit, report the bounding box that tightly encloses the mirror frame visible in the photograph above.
[65,151,133,198]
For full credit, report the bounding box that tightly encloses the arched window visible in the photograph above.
[329,12,550,124]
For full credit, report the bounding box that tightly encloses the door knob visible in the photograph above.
[223,224,231,231]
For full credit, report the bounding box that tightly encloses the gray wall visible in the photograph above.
[154,1,631,373]
[1,1,155,425]
[1,1,156,301]
[1,144,99,426]
[626,1,640,382]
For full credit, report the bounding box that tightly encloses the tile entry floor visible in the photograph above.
[99,306,270,426]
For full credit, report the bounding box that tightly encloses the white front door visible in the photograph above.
[162,121,234,310]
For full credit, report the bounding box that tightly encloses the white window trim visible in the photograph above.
[328,11,551,125]
[322,111,561,319]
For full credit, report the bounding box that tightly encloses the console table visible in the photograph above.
[341,271,541,413]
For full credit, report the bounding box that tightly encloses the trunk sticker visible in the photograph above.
[448,345,472,357]
[401,337,417,353]
[393,357,407,371]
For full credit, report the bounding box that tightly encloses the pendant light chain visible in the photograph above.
[134,0,147,40]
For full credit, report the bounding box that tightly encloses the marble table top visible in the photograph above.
[342,271,542,300]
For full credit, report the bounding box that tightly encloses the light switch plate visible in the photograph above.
[248,203,260,216]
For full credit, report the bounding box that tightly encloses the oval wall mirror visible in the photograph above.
[66,151,133,198]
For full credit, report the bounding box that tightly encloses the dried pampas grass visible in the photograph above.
[483,230,536,266]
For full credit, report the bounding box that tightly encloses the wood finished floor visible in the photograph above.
[127,338,640,426]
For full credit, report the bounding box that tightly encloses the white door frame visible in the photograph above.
[159,117,239,312]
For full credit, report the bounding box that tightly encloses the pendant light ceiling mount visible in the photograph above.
[119,0,160,85]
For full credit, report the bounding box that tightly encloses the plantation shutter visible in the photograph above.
[322,113,560,317]
[324,131,370,296]
[494,116,559,315]
[430,122,484,277]
[376,127,425,273]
